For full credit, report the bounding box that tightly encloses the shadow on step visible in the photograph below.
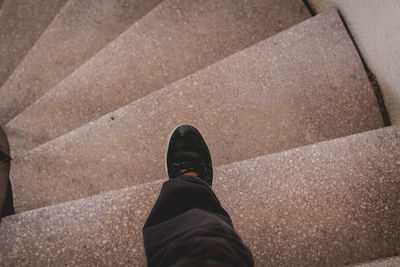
[0,125,14,220]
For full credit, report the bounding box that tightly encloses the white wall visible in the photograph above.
[335,0,400,125]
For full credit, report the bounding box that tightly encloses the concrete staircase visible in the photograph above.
[1,126,399,266]
[3,0,309,151]
[0,0,164,124]
[350,256,400,267]
[9,10,384,212]
[0,0,398,266]
[0,0,68,88]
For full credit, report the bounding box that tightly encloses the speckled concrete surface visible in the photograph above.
[9,10,384,212]
[307,0,336,13]
[1,125,400,266]
[0,0,163,125]
[0,0,67,88]
[4,0,310,150]
[349,256,400,267]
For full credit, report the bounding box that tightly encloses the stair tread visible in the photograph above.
[0,0,163,125]
[0,0,68,89]
[350,256,400,267]
[4,0,310,152]
[2,126,400,266]
[9,10,383,212]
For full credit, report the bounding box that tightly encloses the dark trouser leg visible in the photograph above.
[1,158,14,220]
[1,178,15,218]
[143,175,254,267]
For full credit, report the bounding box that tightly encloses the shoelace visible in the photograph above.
[171,162,204,177]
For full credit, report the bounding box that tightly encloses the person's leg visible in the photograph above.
[0,125,14,220]
[143,175,253,267]
[1,178,15,218]
[142,125,253,266]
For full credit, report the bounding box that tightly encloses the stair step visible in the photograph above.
[349,256,400,267]
[0,0,163,125]
[4,0,310,151]
[2,126,400,266]
[10,10,383,212]
[0,0,68,89]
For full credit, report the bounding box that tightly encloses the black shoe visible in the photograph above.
[166,125,213,186]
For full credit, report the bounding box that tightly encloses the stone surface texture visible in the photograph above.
[350,256,400,267]
[0,0,163,125]
[335,0,400,124]
[4,0,310,148]
[307,0,336,13]
[0,0,68,89]
[9,11,384,212]
[1,125,400,266]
